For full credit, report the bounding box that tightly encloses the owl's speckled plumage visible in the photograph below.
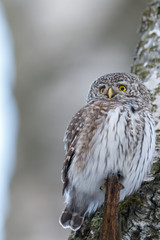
[59,73,155,231]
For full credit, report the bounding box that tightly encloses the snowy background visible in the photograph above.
[1,0,147,240]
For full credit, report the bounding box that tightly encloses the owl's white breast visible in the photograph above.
[80,106,130,191]
[68,102,155,204]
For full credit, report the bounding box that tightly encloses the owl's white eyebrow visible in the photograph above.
[99,84,106,88]
[117,81,128,86]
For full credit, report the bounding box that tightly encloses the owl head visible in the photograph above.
[87,73,150,105]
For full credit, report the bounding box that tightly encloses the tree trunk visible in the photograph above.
[68,1,160,239]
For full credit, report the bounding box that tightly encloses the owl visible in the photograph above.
[59,73,155,231]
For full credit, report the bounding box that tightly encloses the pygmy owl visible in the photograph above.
[59,73,155,231]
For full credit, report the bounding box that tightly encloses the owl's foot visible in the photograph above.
[100,182,124,191]
[100,174,124,191]
[100,182,106,191]
[119,183,124,190]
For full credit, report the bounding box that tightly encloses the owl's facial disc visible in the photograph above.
[99,84,128,101]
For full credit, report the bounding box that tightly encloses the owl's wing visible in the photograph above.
[63,106,87,154]
[62,106,87,194]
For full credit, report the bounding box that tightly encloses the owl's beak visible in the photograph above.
[108,87,114,98]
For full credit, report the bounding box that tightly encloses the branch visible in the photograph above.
[99,175,121,240]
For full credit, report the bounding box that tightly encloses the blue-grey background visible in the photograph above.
[2,0,147,239]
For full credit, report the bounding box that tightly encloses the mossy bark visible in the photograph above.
[68,1,160,239]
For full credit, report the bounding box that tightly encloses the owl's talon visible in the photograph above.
[100,182,107,191]
[117,172,124,189]
[119,183,124,190]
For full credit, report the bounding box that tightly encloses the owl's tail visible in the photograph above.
[59,207,85,231]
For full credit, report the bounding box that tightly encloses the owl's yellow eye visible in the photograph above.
[99,86,105,94]
[119,85,127,91]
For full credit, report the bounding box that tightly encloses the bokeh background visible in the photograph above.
[1,0,147,240]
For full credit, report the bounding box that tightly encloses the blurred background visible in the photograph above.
[1,0,147,240]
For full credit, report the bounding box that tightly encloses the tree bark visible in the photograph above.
[68,1,160,239]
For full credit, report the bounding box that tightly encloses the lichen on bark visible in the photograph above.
[68,1,160,239]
